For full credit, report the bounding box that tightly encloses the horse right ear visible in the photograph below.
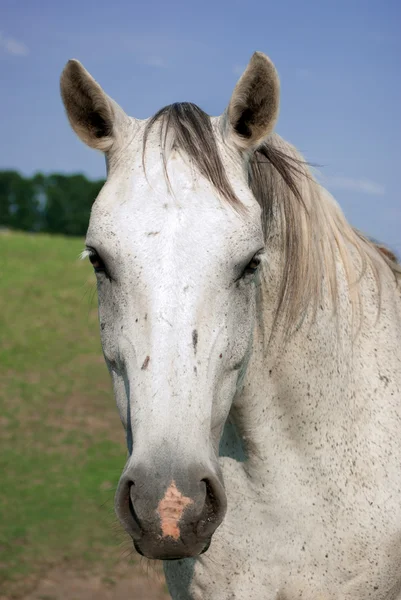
[60,59,129,152]
[225,52,280,151]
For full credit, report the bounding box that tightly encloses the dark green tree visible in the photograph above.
[0,171,40,231]
[0,171,105,236]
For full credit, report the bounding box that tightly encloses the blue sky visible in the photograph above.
[1,0,400,248]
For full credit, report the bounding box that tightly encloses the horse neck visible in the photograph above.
[229,217,401,488]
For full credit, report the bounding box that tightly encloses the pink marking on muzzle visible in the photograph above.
[157,480,194,540]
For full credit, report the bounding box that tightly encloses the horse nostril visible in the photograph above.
[197,476,227,538]
[115,478,142,539]
[128,482,142,531]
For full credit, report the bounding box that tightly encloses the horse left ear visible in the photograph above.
[225,52,280,150]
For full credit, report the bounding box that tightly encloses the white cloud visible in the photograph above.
[324,176,385,196]
[0,32,29,56]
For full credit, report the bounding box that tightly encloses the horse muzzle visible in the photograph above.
[115,460,227,560]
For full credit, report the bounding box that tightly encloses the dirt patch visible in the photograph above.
[1,562,170,600]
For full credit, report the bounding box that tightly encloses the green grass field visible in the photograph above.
[0,232,131,597]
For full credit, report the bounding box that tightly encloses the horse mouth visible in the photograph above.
[133,538,212,560]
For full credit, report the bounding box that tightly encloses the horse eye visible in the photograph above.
[88,251,105,273]
[244,256,261,276]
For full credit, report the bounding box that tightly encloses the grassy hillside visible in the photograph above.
[0,232,131,596]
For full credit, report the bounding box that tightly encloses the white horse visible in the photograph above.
[60,52,401,599]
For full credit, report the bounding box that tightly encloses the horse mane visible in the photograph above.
[370,242,399,264]
[249,135,401,339]
[143,102,401,340]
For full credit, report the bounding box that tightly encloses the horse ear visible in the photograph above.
[226,52,280,150]
[60,59,129,152]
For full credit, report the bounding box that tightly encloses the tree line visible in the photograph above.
[0,171,105,236]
